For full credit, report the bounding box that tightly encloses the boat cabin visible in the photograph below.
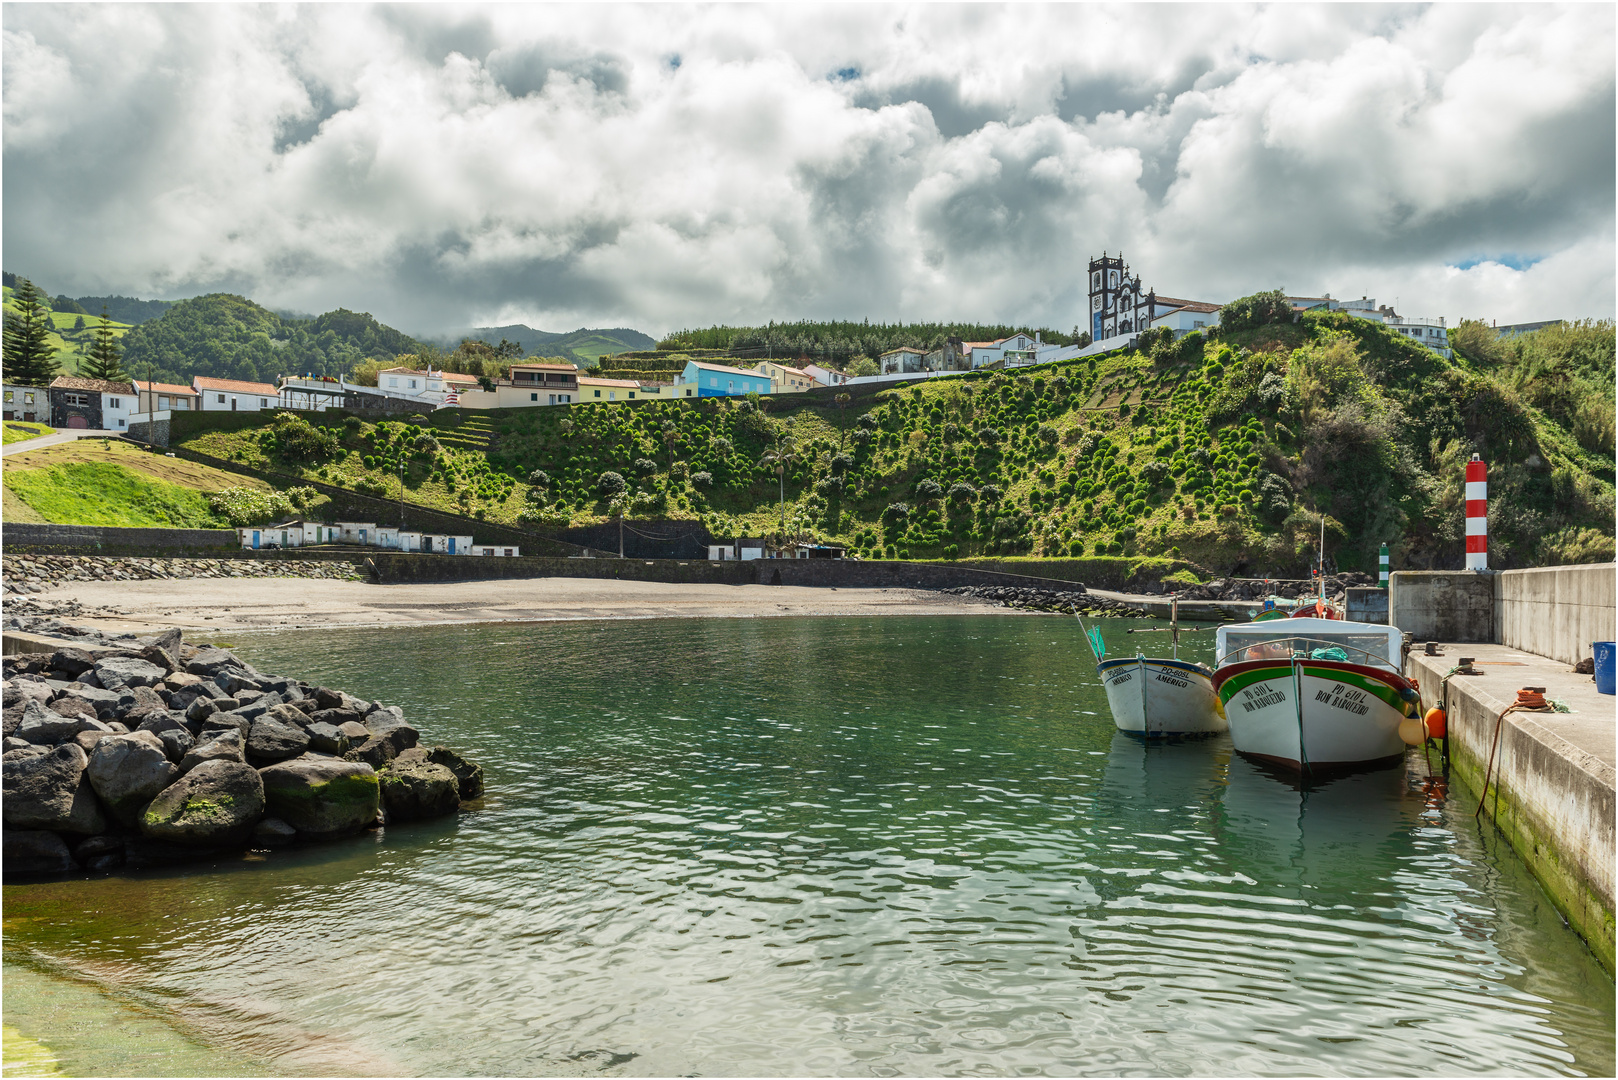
[1216,618,1405,672]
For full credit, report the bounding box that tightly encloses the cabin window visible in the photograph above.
[532,393,539,401]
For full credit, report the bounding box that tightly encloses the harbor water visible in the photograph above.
[4,616,1613,1076]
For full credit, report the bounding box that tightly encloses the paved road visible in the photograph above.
[1,428,120,457]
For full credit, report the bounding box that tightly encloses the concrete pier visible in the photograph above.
[1395,562,1617,972]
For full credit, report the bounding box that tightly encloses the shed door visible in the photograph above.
[67,415,88,429]
[251,531,260,549]
[448,537,456,554]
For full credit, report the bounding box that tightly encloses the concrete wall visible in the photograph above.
[1495,563,1617,667]
[1388,570,1495,641]
[1344,587,1388,624]
[1407,650,1615,972]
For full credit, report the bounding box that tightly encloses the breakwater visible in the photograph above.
[2,628,483,878]
[1394,562,1617,972]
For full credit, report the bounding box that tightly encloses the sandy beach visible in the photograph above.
[42,575,1023,636]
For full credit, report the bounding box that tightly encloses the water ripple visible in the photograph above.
[4,616,1611,1077]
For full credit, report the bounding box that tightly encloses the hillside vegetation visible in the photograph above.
[170,304,1615,574]
[1,439,326,528]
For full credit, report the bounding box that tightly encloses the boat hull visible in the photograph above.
[1100,656,1227,736]
[1213,658,1414,770]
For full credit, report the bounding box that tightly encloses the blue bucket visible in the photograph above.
[1594,642,1616,696]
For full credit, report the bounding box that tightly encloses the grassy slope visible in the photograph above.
[2,439,278,526]
[167,312,1616,575]
[2,422,53,445]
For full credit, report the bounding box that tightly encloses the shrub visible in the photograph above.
[882,502,911,522]
[634,457,659,477]
[914,478,943,499]
[947,481,977,503]
[414,433,441,455]
[527,469,550,487]
[267,412,338,463]
[1219,289,1295,334]
[691,471,713,487]
[597,471,626,496]
[207,488,298,526]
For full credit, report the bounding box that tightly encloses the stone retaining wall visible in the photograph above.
[2,524,239,556]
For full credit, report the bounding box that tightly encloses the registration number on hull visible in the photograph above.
[1315,682,1370,716]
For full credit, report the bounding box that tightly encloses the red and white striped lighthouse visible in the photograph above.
[1465,454,1488,570]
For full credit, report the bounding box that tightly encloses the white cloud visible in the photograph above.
[2,3,1611,337]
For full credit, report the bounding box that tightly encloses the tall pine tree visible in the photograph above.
[2,277,59,386]
[80,306,127,382]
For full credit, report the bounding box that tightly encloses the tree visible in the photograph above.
[760,438,799,531]
[2,277,59,386]
[834,391,852,448]
[662,419,679,472]
[79,307,128,382]
[851,357,879,378]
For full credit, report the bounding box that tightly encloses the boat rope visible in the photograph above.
[1474,688,1555,821]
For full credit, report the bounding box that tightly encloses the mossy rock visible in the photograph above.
[258,756,380,837]
[140,759,264,847]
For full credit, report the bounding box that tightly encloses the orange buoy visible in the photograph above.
[1423,706,1447,740]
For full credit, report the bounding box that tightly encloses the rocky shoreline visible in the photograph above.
[943,584,1151,617]
[4,554,366,595]
[2,627,483,878]
[945,572,1378,617]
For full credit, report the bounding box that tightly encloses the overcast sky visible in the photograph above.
[4,3,1613,338]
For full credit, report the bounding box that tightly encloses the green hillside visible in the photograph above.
[169,303,1614,575]
[116,295,422,387]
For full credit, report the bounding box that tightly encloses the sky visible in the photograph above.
[3,3,1613,339]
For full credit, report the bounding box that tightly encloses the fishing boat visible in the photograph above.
[1213,616,1418,772]
[1082,601,1227,737]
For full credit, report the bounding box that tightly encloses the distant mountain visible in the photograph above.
[118,295,422,387]
[442,325,656,365]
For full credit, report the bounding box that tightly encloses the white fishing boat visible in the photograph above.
[1082,602,1227,737]
[1213,617,1418,772]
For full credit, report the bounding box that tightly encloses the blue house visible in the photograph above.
[680,360,773,398]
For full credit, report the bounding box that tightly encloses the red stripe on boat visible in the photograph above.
[1211,657,1412,694]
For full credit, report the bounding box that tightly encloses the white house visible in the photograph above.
[1384,316,1452,358]
[195,376,279,412]
[708,537,767,560]
[803,364,850,387]
[1149,299,1222,336]
[336,521,377,545]
[424,533,475,555]
[961,334,1037,369]
[235,520,341,549]
[471,544,521,557]
[135,382,201,414]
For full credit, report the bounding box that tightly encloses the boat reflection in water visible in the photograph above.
[1216,750,1425,889]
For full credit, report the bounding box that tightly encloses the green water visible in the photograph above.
[4,616,1612,1076]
